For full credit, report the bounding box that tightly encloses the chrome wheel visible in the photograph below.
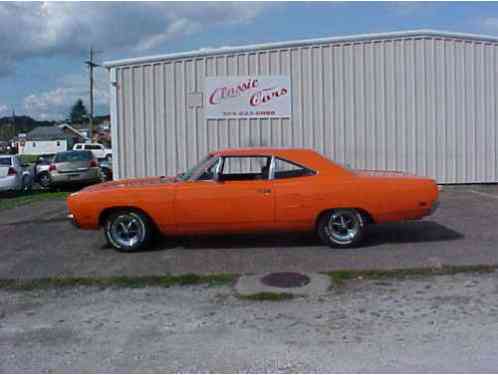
[321,209,365,246]
[109,213,146,248]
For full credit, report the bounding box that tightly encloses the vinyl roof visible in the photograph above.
[104,29,498,68]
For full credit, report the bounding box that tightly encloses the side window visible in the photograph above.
[220,156,271,181]
[75,145,82,150]
[273,158,316,179]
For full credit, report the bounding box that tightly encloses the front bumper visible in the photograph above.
[67,213,80,228]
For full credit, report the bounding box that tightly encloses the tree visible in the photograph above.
[69,99,88,124]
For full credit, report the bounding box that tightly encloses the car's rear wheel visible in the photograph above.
[38,172,51,188]
[317,208,366,248]
[104,210,152,252]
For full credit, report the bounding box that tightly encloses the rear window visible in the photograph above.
[55,151,93,162]
[0,157,12,166]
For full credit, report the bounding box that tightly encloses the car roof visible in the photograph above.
[210,148,351,175]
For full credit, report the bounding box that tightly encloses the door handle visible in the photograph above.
[256,188,272,194]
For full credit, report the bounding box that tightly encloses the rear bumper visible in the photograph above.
[51,168,101,186]
[428,200,440,216]
[0,175,22,191]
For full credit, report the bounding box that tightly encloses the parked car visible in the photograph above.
[46,150,101,188]
[67,148,439,252]
[73,143,112,160]
[98,156,113,182]
[0,155,33,192]
[34,154,55,188]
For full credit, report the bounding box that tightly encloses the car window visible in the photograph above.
[0,157,12,166]
[75,145,82,149]
[220,156,271,181]
[273,158,316,179]
[55,151,93,162]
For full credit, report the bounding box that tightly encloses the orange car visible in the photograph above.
[67,148,439,252]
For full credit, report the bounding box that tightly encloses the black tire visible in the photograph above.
[317,208,367,248]
[104,210,153,252]
[22,176,32,192]
[38,172,51,189]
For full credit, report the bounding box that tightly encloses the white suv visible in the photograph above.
[73,143,112,160]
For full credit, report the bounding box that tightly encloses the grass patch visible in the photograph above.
[0,273,236,291]
[327,265,497,287]
[238,292,295,301]
[0,191,69,211]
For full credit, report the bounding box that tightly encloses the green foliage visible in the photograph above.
[0,191,69,211]
[69,99,88,124]
[327,265,497,286]
[0,273,237,290]
[238,292,295,301]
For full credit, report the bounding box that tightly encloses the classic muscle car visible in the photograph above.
[67,148,439,251]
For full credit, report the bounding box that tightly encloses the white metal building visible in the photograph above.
[104,30,498,184]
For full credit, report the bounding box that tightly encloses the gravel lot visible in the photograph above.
[2,271,498,372]
[1,187,498,278]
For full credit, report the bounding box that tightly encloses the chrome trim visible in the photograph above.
[268,156,276,180]
[429,201,440,215]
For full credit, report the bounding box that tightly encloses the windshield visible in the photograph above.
[176,155,215,181]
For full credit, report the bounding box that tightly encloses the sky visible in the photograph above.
[1,1,498,121]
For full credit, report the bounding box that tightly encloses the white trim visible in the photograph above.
[57,123,89,140]
[109,68,120,179]
[103,29,498,68]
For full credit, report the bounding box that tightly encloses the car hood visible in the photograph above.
[82,176,176,192]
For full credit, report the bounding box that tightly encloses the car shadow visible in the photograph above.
[363,221,464,247]
[146,220,463,251]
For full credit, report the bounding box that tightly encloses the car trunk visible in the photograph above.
[56,160,91,173]
[0,166,11,178]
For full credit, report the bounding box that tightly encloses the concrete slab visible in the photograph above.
[235,273,331,296]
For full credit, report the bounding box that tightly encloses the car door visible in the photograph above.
[272,157,319,228]
[174,156,274,233]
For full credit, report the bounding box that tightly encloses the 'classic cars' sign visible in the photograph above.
[205,76,291,119]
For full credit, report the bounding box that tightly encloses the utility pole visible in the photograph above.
[85,47,101,141]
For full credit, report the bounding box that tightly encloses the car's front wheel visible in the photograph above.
[104,210,153,252]
[317,208,367,248]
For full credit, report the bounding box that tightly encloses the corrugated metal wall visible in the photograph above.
[112,35,498,183]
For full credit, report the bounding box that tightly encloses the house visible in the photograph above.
[18,126,71,155]
[58,123,89,146]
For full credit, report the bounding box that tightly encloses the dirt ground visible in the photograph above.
[1,271,498,372]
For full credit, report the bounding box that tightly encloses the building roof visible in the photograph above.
[58,123,89,140]
[104,29,498,69]
[25,126,68,141]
